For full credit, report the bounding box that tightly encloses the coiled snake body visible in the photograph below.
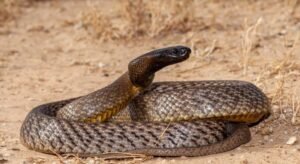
[20,46,270,157]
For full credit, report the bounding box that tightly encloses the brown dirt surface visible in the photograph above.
[0,0,300,163]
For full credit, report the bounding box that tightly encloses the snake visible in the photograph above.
[20,46,271,157]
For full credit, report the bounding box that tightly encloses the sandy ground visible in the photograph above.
[0,0,300,163]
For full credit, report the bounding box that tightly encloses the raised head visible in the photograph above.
[128,46,191,87]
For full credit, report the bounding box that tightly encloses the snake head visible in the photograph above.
[129,46,191,87]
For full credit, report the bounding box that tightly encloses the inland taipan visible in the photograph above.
[20,46,270,157]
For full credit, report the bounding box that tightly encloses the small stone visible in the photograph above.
[86,158,95,164]
[3,153,11,157]
[286,136,297,145]
[97,62,105,68]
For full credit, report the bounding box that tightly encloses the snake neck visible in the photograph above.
[56,72,145,122]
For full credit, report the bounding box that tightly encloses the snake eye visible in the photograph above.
[172,49,179,54]
[177,47,191,56]
[179,47,190,55]
[164,46,191,59]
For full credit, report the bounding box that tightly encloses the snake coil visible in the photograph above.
[20,46,270,157]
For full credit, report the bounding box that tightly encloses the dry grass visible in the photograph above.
[0,0,40,26]
[290,91,300,125]
[81,8,120,41]
[81,0,200,41]
[240,18,263,75]
[253,32,300,124]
